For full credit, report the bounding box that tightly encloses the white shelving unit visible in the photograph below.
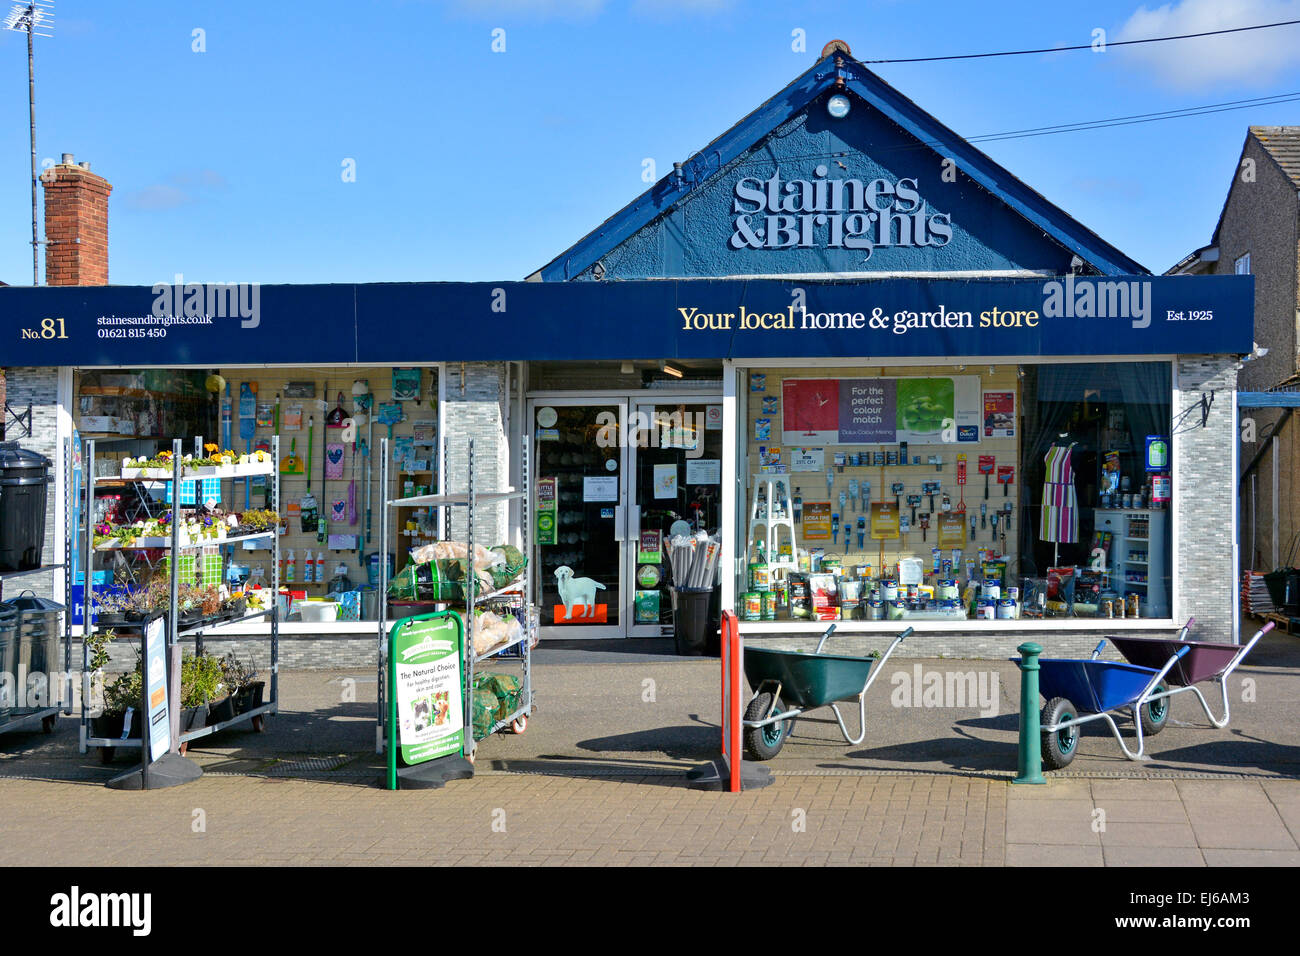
[1093,507,1169,618]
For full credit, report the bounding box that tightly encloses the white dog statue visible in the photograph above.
[554,565,606,619]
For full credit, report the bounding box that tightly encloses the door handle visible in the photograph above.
[614,504,626,541]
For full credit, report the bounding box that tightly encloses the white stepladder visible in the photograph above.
[746,474,796,574]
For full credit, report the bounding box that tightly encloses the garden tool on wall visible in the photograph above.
[838,490,847,516]
[860,480,870,512]
[891,481,904,510]
[847,479,858,512]
[239,381,256,507]
[300,416,318,533]
[831,513,840,545]
[319,396,330,544]
[907,494,921,524]
[990,512,999,544]
[980,502,987,529]
[856,516,866,549]
[825,468,834,500]
[843,521,851,554]
[919,512,930,542]
[955,453,967,514]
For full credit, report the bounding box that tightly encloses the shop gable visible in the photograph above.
[535,42,1147,281]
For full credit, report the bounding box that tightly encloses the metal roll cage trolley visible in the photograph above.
[79,436,281,789]
[376,437,535,789]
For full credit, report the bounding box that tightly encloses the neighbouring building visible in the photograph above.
[1167,126,1300,579]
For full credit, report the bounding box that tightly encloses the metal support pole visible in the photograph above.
[27,6,38,286]
[1013,642,1045,785]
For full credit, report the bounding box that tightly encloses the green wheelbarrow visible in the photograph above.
[742,624,913,760]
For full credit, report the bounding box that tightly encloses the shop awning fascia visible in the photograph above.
[0,274,1252,367]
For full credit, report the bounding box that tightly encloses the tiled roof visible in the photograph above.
[1251,126,1300,187]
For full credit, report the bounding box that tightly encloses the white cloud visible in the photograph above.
[1114,0,1300,89]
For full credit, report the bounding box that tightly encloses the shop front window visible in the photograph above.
[735,362,1172,624]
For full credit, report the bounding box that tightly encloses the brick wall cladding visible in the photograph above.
[442,363,509,545]
[1175,356,1240,637]
[3,366,59,602]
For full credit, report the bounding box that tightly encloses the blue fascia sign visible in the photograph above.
[0,274,1252,367]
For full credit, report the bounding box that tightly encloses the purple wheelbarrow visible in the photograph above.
[1032,619,1274,769]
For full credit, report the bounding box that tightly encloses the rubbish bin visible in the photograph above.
[9,590,64,691]
[673,587,712,656]
[1264,568,1300,614]
[0,442,52,572]
[0,603,17,722]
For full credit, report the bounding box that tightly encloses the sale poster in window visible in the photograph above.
[802,502,832,540]
[982,390,1016,439]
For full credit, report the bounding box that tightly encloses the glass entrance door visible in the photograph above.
[531,400,627,639]
[627,399,724,638]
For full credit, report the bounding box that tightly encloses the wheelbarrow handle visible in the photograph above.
[815,623,838,654]
[1177,616,1195,641]
[899,627,914,640]
[1091,639,1107,660]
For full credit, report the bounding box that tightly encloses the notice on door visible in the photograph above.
[392,615,464,766]
[685,458,720,485]
[583,476,618,502]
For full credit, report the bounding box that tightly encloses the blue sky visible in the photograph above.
[2,0,1299,286]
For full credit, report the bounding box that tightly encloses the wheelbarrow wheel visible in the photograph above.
[743,691,790,761]
[1139,688,1170,736]
[1041,697,1079,770]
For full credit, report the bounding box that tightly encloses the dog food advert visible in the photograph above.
[392,615,464,765]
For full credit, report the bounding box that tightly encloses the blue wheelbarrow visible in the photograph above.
[741,624,913,760]
[1033,619,1275,768]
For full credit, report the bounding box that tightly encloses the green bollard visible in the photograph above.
[1012,642,1046,785]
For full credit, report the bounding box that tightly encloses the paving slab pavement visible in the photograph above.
[0,631,1296,866]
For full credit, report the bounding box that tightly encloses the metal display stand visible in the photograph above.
[376,437,534,764]
[79,436,281,767]
[0,434,72,737]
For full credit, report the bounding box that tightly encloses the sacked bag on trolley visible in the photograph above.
[387,559,462,603]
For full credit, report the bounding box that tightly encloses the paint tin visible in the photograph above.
[939,599,959,611]
[978,599,996,620]
[881,579,899,602]
[748,563,771,592]
[840,579,862,603]
[1127,593,1140,617]
[983,584,1001,601]
[761,590,777,620]
[741,592,761,621]
[1102,599,1113,618]
[867,598,884,620]
[841,604,856,620]
[888,600,906,621]
[938,579,959,600]
[996,598,1016,619]
[1007,586,1020,603]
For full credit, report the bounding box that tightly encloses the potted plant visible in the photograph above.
[92,657,142,761]
[179,653,223,731]
[222,652,264,715]
[92,592,128,627]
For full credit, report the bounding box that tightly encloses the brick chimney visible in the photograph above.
[40,153,112,286]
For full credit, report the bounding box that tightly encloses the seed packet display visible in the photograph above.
[755,418,771,441]
[762,396,778,414]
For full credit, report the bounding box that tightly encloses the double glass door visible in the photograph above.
[530,396,722,639]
